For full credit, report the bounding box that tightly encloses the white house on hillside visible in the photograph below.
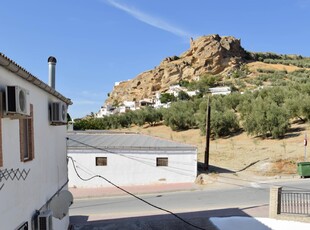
[67,131,197,188]
[0,53,72,230]
[209,86,231,95]
[123,100,136,110]
[166,85,187,97]
[139,98,154,107]
[96,105,115,118]
[96,101,136,118]
[153,92,163,108]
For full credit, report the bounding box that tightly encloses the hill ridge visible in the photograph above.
[105,34,248,105]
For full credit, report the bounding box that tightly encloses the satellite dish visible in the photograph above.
[49,190,73,220]
[50,195,69,220]
[59,190,74,206]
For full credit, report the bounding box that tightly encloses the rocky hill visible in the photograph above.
[105,34,249,105]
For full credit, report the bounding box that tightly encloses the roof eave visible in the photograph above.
[0,52,73,105]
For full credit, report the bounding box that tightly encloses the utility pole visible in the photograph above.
[204,96,211,171]
[304,132,307,162]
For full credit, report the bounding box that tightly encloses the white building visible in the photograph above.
[67,131,197,188]
[187,90,199,97]
[123,100,136,110]
[96,101,136,118]
[116,101,137,114]
[0,53,72,230]
[139,98,154,107]
[95,105,115,118]
[153,92,172,109]
[153,92,163,108]
[96,106,106,118]
[209,86,231,95]
[166,85,187,97]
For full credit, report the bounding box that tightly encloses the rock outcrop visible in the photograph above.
[105,34,248,105]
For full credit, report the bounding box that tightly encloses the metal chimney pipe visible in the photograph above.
[48,56,57,89]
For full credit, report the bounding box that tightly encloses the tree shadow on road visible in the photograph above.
[197,162,236,174]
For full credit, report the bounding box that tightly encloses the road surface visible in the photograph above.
[70,177,310,222]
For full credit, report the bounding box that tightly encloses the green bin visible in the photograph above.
[297,162,310,178]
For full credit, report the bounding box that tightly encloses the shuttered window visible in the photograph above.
[0,93,3,167]
[96,157,107,166]
[156,157,168,167]
[19,104,34,162]
[0,118,2,167]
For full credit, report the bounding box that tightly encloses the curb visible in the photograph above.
[70,182,199,200]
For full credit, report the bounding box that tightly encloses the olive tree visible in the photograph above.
[163,101,198,131]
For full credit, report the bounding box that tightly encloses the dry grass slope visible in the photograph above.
[109,60,310,177]
[117,122,310,177]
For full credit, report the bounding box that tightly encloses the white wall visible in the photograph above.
[68,149,197,188]
[0,67,69,229]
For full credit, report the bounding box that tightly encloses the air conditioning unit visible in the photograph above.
[50,101,67,125]
[37,210,53,230]
[6,86,30,116]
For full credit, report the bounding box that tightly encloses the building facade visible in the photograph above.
[67,131,197,188]
[0,53,72,229]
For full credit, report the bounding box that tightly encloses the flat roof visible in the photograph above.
[67,131,197,151]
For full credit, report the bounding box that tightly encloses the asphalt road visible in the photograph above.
[70,178,310,221]
[70,188,265,218]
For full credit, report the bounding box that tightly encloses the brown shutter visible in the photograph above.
[0,119,2,167]
[19,117,25,162]
[29,104,34,160]
[0,92,3,167]
[19,104,34,162]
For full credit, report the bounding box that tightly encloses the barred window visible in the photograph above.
[156,157,168,167]
[96,157,107,166]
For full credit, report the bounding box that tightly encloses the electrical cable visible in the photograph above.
[66,137,196,165]
[68,156,207,230]
[67,137,195,177]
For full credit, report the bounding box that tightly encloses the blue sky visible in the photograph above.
[1,0,310,118]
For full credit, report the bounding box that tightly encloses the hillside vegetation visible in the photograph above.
[74,35,310,175]
[76,66,310,138]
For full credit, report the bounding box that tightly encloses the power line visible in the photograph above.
[66,137,196,165]
[68,156,206,230]
[67,137,195,177]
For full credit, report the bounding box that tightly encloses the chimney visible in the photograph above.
[48,56,57,89]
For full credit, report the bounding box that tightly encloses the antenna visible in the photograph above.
[49,190,73,219]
